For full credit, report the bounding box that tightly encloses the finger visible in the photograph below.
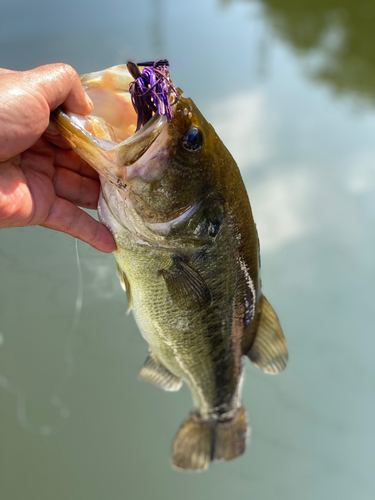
[43,121,72,150]
[21,138,55,179]
[53,167,100,209]
[0,159,33,228]
[26,63,94,115]
[53,147,99,179]
[22,137,96,188]
[33,132,99,179]
[42,197,116,253]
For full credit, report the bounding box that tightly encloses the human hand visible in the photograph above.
[0,64,116,253]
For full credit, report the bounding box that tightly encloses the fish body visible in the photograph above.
[53,64,288,471]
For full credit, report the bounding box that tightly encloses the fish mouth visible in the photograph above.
[53,64,174,183]
[115,112,168,168]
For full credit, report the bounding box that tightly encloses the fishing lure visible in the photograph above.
[127,60,179,131]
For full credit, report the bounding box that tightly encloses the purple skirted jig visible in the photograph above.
[127,60,179,132]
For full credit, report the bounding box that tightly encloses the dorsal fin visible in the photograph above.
[243,295,288,374]
[116,263,132,311]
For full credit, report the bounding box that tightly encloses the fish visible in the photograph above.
[53,62,288,471]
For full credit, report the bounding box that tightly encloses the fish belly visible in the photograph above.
[114,224,244,419]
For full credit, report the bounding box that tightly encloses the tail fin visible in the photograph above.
[213,406,248,462]
[171,405,248,471]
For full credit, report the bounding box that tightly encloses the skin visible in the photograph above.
[0,64,116,252]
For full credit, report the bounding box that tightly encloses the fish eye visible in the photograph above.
[182,127,203,152]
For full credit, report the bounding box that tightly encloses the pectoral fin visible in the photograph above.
[158,258,212,309]
[116,263,132,311]
[139,352,182,391]
[244,295,288,374]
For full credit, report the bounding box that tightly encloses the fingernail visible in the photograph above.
[85,93,94,112]
[45,121,60,137]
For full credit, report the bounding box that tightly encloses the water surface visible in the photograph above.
[1,1,374,499]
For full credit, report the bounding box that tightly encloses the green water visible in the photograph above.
[1,1,374,499]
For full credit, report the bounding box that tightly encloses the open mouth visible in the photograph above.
[53,62,178,183]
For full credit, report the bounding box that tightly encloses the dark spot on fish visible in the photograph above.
[116,179,127,188]
[244,295,254,327]
[208,223,215,235]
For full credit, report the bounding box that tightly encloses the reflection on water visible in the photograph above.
[224,0,375,106]
[0,241,82,435]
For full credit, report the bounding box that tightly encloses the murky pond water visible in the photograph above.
[1,1,375,499]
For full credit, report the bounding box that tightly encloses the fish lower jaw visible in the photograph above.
[98,183,175,249]
[98,186,151,246]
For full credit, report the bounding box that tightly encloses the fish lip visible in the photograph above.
[115,112,168,167]
[56,106,168,155]
[53,105,170,188]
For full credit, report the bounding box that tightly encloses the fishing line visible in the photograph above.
[0,238,83,435]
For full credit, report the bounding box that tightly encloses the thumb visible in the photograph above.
[25,63,94,115]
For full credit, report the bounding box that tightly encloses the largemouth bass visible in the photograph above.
[53,62,288,471]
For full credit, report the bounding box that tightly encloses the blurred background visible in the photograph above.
[1,0,375,499]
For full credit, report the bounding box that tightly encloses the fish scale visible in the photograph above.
[114,213,243,421]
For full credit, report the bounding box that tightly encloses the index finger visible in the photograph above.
[24,63,94,115]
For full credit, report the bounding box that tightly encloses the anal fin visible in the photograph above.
[245,295,288,374]
[139,352,182,392]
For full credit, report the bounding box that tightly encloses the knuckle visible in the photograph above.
[67,208,83,235]
[44,63,77,83]
[59,63,77,80]
[78,174,87,204]
[91,220,102,245]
